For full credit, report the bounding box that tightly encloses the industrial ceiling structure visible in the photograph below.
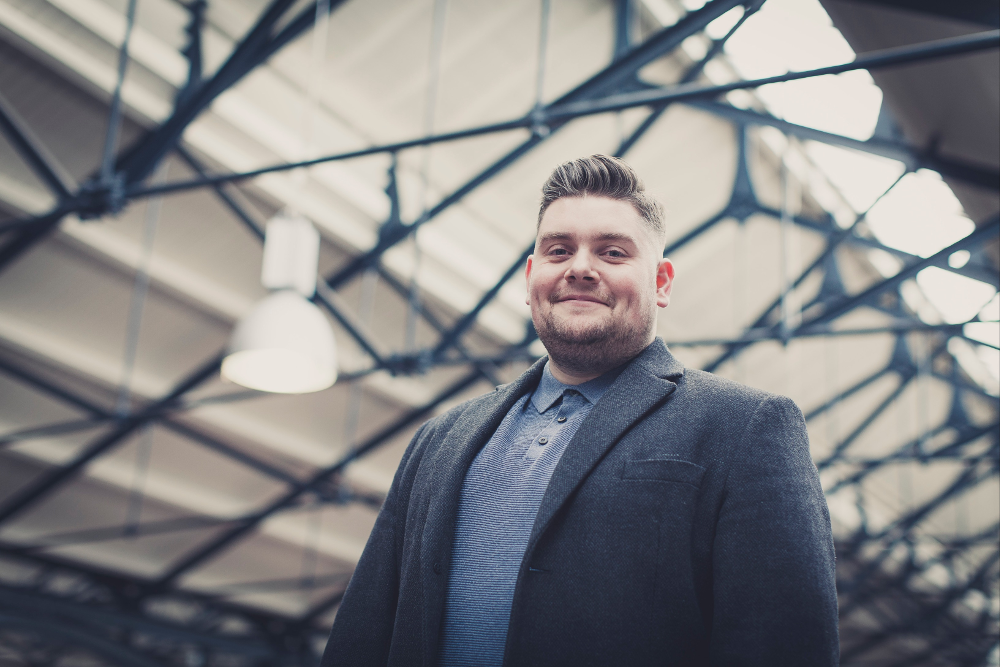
[0,0,997,664]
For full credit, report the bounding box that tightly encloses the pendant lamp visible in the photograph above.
[221,212,337,393]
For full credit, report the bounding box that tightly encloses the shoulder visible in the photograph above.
[402,385,511,462]
[677,368,792,411]
[661,369,806,448]
[420,387,500,435]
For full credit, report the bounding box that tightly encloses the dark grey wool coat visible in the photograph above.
[322,339,839,666]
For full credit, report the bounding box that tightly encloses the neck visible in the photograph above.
[543,335,654,385]
[547,360,604,385]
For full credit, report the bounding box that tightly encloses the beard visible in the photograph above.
[534,296,655,378]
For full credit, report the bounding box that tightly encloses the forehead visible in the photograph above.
[537,195,651,246]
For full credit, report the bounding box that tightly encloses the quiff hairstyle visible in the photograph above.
[537,154,666,248]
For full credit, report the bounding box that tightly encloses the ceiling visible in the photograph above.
[0,0,996,664]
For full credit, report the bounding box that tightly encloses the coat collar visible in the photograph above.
[531,360,622,412]
[418,339,683,662]
[524,338,684,556]
[418,356,546,663]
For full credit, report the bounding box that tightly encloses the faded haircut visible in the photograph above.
[537,154,666,249]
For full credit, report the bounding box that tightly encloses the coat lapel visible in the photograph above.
[524,339,685,556]
[419,358,546,663]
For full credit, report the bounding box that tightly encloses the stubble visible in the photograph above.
[535,296,655,377]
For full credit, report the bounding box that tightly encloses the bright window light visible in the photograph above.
[714,0,996,395]
[724,0,852,78]
[916,268,996,324]
[681,34,709,62]
[977,346,1000,386]
[948,249,971,268]
[705,7,744,39]
[948,338,1000,395]
[979,294,1000,321]
[723,0,882,140]
[866,170,975,258]
[805,143,905,212]
[964,322,1000,349]
[756,73,883,140]
[867,248,903,278]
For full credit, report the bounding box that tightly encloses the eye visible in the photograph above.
[548,246,569,256]
[604,248,627,259]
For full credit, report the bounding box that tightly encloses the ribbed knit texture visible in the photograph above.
[437,364,616,666]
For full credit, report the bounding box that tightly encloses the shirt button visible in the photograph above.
[556,416,567,423]
[538,437,548,445]
[433,562,442,574]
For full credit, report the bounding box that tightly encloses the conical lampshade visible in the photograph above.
[221,290,337,393]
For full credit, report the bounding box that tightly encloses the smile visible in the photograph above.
[556,295,608,306]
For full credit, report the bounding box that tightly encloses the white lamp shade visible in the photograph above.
[261,213,320,297]
[222,290,337,393]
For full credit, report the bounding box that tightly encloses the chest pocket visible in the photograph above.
[622,458,706,488]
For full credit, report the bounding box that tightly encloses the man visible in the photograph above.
[323,155,839,666]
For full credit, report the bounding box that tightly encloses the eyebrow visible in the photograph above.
[538,231,640,246]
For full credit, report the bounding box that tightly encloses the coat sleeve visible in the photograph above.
[320,421,430,667]
[710,396,839,666]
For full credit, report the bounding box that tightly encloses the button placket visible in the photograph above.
[537,390,578,447]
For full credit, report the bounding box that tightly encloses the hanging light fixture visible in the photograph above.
[221,212,337,393]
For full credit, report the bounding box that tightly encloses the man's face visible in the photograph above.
[526,195,674,379]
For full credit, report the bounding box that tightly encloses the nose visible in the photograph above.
[564,250,598,282]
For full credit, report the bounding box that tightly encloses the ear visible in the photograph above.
[655,258,675,308]
[525,255,534,306]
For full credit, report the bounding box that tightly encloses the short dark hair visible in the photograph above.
[538,155,665,247]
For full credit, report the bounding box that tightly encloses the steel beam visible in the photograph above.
[838,447,999,597]
[0,612,164,667]
[117,0,341,186]
[0,417,106,448]
[0,207,69,273]
[3,514,234,554]
[124,26,1000,201]
[0,90,75,200]
[825,421,999,495]
[155,369,485,587]
[0,547,330,641]
[430,245,533,361]
[801,215,999,330]
[97,0,137,191]
[5,484,382,556]
[0,355,108,416]
[176,147,389,369]
[126,0,748,200]
[817,365,916,470]
[314,280,388,367]
[0,355,222,526]
[316,0,748,331]
[0,354,394,512]
[372,266,504,386]
[689,100,1000,191]
[753,205,1000,288]
[840,548,1000,664]
[0,577,293,660]
[669,321,969,348]
[696,203,992,379]
[422,12,757,367]
[546,30,1000,120]
[0,1,340,278]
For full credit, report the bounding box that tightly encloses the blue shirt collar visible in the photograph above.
[530,361,623,413]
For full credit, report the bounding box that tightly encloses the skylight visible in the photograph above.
[712,0,998,390]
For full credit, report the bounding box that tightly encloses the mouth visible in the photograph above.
[555,294,608,306]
